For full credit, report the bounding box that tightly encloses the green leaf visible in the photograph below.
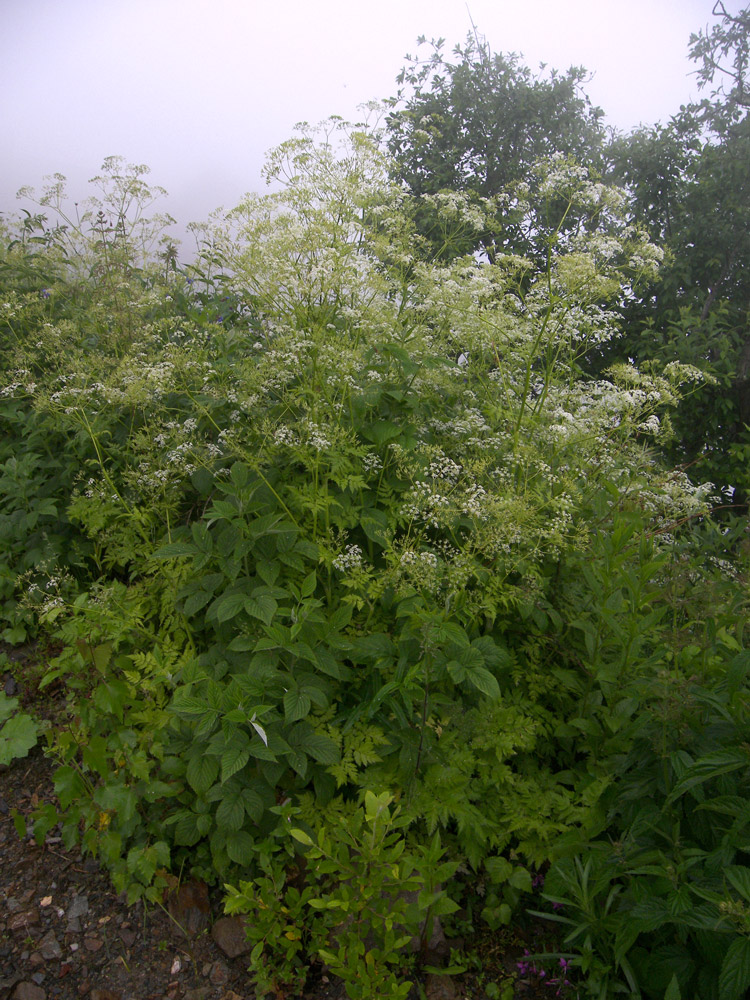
[226,829,255,865]
[726,867,750,904]
[0,713,38,765]
[466,667,500,699]
[664,973,681,1000]
[302,731,340,765]
[508,867,532,892]
[186,754,219,794]
[221,745,250,784]
[719,937,750,1000]
[245,593,277,626]
[290,828,314,847]
[0,693,18,724]
[667,749,749,803]
[152,540,197,559]
[216,788,245,832]
[485,857,513,884]
[284,689,312,723]
[212,591,248,624]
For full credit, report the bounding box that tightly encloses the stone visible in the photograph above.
[66,897,89,921]
[118,927,136,948]
[38,931,62,961]
[12,983,46,1000]
[183,988,211,1000]
[8,910,40,934]
[166,879,211,937]
[83,937,102,953]
[208,960,229,987]
[211,916,251,959]
[424,973,458,1000]
[90,990,122,1000]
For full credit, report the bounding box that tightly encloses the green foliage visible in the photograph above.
[0,692,39,765]
[386,34,606,262]
[0,97,746,998]
[225,790,457,999]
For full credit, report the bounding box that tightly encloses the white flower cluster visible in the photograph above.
[332,543,363,572]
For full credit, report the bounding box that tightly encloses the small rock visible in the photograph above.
[166,879,211,938]
[424,973,457,1000]
[66,897,89,921]
[211,916,251,959]
[90,990,122,1000]
[29,954,45,968]
[66,917,81,933]
[38,931,62,961]
[30,975,45,987]
[208,960,229,987]
[9,910,41,934]
[12,983,46,1000]
[183,989,211,1000]
[118,927,136,948]
[6,898,21,913]
[0,796,9,815]
[4,675,18,697]
[83,937,102,953]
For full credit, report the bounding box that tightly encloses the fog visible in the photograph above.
[1,0,726,254]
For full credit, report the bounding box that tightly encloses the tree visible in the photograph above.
[606,3,750,505]
[385,35,606,262]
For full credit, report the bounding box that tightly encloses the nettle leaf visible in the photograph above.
[719,937,750,1000]
[186,754,220,794]
[726,867,750,904]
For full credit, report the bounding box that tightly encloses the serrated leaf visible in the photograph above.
[216,790,245,832]
[186,754,219,794]
[245,594,277,626]
[152,540,197,559]
[182,589,213,617]
[726,867,750,904]
[0,713,38,765]
[466,667,500,699]
[667,749,749,803]
[719,936,750,1000]
[212,591,248,624]
[303,731,340,765]
[226,829,255,865]
[221,745,250,784]
[284,689,312,723]
[664,973,681,1000]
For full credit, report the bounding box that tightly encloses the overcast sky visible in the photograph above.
[0,0,735,250]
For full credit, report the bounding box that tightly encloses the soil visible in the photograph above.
[1,651,569,1000]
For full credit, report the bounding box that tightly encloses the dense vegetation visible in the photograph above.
[1,5,749,999]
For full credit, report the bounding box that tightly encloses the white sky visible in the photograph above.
[0,0,735,250]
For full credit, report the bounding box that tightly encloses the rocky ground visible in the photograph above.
[0,656,569,1000]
